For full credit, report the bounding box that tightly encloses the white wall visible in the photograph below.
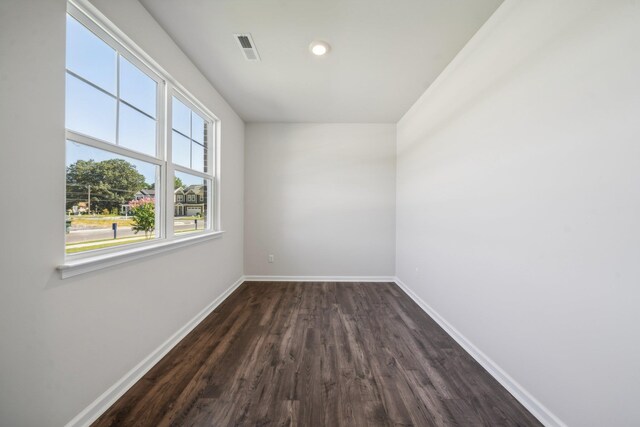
[0,1,244,426]
[396,1,640,426]
[245,123,396,277]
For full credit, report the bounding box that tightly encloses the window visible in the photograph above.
[65,3,218,259]
[171,97,215,236]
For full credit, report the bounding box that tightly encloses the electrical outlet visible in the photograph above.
[268,254,274,263]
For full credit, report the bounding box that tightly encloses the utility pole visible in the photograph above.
[88,184,91,213]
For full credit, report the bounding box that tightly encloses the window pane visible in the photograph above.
[66,140,158,254]
[66,73,116,143]
[172,97,191,136]
[191,142,205,173]
[118,102,156,156]
[66,14,116,94]
[174,171,209,235]
[172,131,191,168]
[119,56,156,118]
[191,113,205,144]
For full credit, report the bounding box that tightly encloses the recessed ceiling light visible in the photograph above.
[309,40,330,56]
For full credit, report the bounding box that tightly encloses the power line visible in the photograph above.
[67,184,151,193]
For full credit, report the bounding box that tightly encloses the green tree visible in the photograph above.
[146,177,182,191]
[174,176,183,189]
[66,159,147,212]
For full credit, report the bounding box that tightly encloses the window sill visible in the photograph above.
[58,231,224,279]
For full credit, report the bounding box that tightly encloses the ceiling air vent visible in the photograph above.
[234,33,260,62]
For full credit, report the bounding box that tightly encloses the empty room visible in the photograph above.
[1,0,639,426]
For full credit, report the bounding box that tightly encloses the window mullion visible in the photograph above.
[189,111,193,169]
[65,70,117,99]
[212,121,220,231]
[115,54,120,146]
[120,99,156,121]
[156,79,167,241]
[165,89,175,239]
[172,164,213,180]
[66,130,163,166]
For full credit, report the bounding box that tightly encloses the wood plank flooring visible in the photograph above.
[93,282,542,426]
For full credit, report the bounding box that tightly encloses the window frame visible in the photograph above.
[167,88,217,237]
[61,0,222,276]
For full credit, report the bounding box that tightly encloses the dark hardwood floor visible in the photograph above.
[93,282,542,426]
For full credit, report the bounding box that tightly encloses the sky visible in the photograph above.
[65,14,209,187]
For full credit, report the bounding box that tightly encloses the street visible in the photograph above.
[66,219,208,244]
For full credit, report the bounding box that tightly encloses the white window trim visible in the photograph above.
[59,0,223,278]
[167,87,217,238]
[59,231,225,279]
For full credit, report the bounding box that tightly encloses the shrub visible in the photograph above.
[128,197,155,238]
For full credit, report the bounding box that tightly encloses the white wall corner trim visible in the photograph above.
[63,275,246,427]
[243,275,397,282]
[393,278,566,427]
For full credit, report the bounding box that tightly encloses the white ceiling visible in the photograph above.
[139,0,503,123]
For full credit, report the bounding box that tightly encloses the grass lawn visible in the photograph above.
[175,228,200,234]
[67,240,135,254]
[66,235,147,245]
[65,236,152,254]
[67,216,133,229]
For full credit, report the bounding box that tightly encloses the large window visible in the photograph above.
[65,3,218,257]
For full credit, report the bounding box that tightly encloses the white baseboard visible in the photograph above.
[393,277,566,427]
[243,275,396,282]
[64,275,246,427]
